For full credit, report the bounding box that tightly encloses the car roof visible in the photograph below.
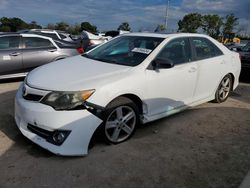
[123,32,210,39]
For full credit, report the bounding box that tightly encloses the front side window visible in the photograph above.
[0,36,20,50]
[24,37,54,48]
[192,37,223,60]
[156,37,192,65]
[83,36,164,66]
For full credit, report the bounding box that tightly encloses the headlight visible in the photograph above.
[41,90,95,110]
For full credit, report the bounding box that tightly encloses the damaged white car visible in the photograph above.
[15,33,241,156]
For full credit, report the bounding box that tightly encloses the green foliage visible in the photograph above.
[28,21,42,29]
[55,22,69,31]
[202,14,223,39]
[0,25,11,32]
[154,24,166,32]
[223,14,239,35]
[117,22,131,31]
[178,13,202,33]
[0,17,98,35]
[46,23,56,30]
[0,17,28,32]
[81,22,97,33]
[178,13,239,39]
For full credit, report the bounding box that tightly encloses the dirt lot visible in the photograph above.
[0,70,249,188]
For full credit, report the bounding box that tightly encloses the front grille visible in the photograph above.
[23,94,43,101]
[27,124,52,139]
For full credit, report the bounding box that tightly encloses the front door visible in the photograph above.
[145,37,198,116]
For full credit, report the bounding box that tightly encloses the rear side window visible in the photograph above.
[156,37,192,65]
[192,37,223,60]
[24,37,54,48]
[0,36,20,49]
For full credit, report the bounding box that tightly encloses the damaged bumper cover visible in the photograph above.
[15,84,103,156]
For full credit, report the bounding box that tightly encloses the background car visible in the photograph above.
[19,29,75,42]
[0,33,82,79]
[239,41,250,68]
[81,30,107,50]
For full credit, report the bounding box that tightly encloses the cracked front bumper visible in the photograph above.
[15,84,103,156]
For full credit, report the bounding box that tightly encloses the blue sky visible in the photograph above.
[0,0,249,33]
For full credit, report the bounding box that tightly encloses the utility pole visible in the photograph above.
[165,0,170,31]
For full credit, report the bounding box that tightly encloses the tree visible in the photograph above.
[67,24,81,35]
[222,14,239,35]
[0,25,11,32]
[81,22,97,33]
[117,22,131,31]
[154,24,166,32]
[0,17,28,32]
[28,21,42,29]
[202,14,223,39]
[55,22,69,31]
[46,23,55,30]
[178,13,202,33]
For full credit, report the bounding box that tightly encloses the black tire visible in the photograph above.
[102,97,139,144]
[214,74,232,103]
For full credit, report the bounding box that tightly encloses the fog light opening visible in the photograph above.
[51,131,71,145]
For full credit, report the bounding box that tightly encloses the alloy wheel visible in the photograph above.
[105,106,136,143]
[218,77,231,101]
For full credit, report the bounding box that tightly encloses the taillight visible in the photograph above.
[77,47,84,54]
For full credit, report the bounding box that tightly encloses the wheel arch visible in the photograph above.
[104,93,144,116]
[228,72,235,91]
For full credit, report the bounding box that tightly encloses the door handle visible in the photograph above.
[9,52,21,56]
[188,67,197,73]
[47,49,57,52]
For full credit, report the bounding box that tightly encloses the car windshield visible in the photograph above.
[242,42,250,52]
[82,36,164,66]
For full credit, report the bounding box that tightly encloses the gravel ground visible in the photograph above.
[0,70,249,188]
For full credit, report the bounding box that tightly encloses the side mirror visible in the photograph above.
[152,58,174,69]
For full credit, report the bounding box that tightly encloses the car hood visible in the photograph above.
[27,55,132,91]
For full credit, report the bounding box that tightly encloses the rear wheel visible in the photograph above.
[214,74,232,103]
[103,97,139,144]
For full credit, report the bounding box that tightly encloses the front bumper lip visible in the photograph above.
[15,84,103,156]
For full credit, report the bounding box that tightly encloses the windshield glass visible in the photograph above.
[83,36,164,66]
[242,42,250,52]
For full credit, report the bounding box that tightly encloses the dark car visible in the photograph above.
[0,33,82,79]
[239,42,250,68]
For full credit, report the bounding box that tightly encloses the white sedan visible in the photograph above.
[15,33,241,156]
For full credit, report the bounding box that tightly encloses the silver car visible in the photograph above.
[0,33,82,79]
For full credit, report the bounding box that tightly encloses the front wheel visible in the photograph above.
[103,97,139,144]
[214,74,232,103]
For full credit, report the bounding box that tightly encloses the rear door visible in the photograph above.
[22,36,59,70]
[0,36,22,75]
[190,37,225,100]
